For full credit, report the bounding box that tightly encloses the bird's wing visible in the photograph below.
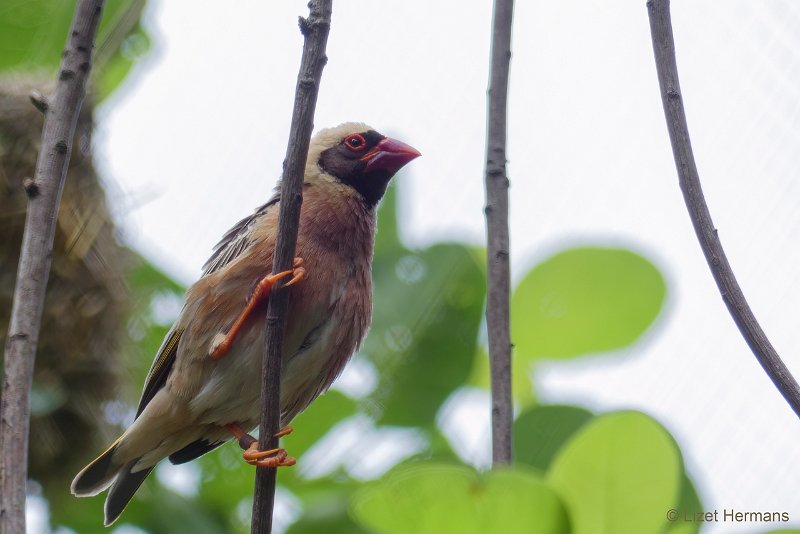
[201,194,280,276]
[168,439,225,465]
[136,326,184,418]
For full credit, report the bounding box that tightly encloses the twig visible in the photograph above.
[0,1,105,532]
[250,1,332,532]
[647,0,800,417]
[484,0,515,465]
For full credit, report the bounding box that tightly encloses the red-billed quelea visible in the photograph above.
[71,123,420,525]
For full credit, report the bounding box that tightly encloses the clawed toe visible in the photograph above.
[274,425,293,438]
[207,258,306,361]
[285,257,306,287]
[243,443,296,468]
[225,422,296,468]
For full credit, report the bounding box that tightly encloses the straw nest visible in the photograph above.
[0,76,133,484]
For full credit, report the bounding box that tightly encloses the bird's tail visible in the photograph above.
[70,439,124,497]
[103,461,154,526]
[71,438,155,526]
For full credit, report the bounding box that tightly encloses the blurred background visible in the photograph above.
[2,1,799,533]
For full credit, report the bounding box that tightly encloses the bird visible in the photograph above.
[70,122,420,525]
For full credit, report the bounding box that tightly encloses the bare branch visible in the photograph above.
[29,91,49,114]
[484,0,515,466]
[0,1,105,531]
[250,1,332,532]
[647,0,800,417]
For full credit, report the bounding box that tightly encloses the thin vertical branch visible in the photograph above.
[0,1,105,532]
[484,0,515,466]
[250,1,332,532]
[647,0,800,417]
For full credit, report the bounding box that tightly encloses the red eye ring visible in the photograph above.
[344,133,367,152]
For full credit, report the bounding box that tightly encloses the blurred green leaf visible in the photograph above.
[548,411,681,534]
[128,254,185,296]
[122,255,186,388]
[373,184,403,255]
[351,462,569,534]
[284,390,357,459]
[30,382,67,416]
[425,424,462,460]
[286,478,369,534]
[365,184,484,427]
[96,22,151,100]
[374,244,484,427]
[665,474,703,534]
[122,479,230,534]
[470,345,538,407]
[513,405,594,471]
[288,512,368,534]
[49,484,108,533]
[512,246,666,360]
[49,474,230,534]
[197,443,259,521]
[0,0,149,99]
[0,1,76,71]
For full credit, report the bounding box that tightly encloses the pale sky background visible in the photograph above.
[80,1,800,533]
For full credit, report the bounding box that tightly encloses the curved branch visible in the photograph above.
[0,1,106,531]
[250,1,332,532]
[647,0,800,417]
[484,0,515,465]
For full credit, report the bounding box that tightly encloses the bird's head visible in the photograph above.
[309,122,421,208]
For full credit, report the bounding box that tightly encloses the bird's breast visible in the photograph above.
[189,252,370,429]
[187,186,376,429]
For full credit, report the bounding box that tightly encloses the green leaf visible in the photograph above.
[0,0,149,99]
[373,183,403,256]
[122,254,187,389]
[547,411,681,534]
[665,474,703,534]
[376,244,484,426]
[351,463,569,534]
[0,1,75,71]
[365,186,484,427]
[288,511,369,534]
[95,22,151,101]
[663,525,697,534]
[128,252,185,296]
[49,474,231,534]
[286,479,370,534]
[513,404,594,471]
[512,247,666,360]
[29,382,67,416]
[48,484,108,533]
[284,390,357,461]
[469,345,538,407]
[123,480,231,534]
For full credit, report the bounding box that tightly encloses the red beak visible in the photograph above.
[360,137,421,175]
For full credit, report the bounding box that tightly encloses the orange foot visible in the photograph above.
[225,423,296,468]
[243,443,297,468]
[210,257,306,360]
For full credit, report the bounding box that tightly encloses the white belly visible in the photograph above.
[188,316,338,430]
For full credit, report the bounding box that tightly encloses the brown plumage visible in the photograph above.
[71,122,420,525]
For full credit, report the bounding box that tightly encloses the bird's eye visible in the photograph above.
[344,134,366,152]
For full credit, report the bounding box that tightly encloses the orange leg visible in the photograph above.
[210,257,306,360]
[225,423,296,468]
